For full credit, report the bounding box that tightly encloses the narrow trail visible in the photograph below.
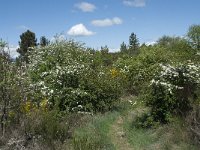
[109,116,133,150]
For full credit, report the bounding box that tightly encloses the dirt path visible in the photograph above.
[109,116,133,150]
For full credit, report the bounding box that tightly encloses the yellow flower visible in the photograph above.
[24,101,32,113]
[8,111,15,118]
[40,99,48,111]
[110,68,119,78]
[20,101,32,113]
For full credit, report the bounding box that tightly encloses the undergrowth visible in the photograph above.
[123,102,199,150]
[71,111,119,150]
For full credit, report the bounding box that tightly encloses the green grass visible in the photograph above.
[123,106,199,150]
[69,97,199,150]
[71,111,119,150]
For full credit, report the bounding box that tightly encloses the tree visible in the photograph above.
[0,39,9,60]
[40,36,49,47]
[100,45,112,66]
[0,40,12,136]
[187,25,200,51]
[157,35,173,47]
[157,35,190,50]
[100,45,109,54]
[120,41,127,53]
[129,32,139,55]
[17,30,37,63]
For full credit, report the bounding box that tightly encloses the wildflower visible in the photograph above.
[8,111,15,118]
[78,105,83,109]
[128,100,133,105]
[40,99,48,111]
[110,68,119,78]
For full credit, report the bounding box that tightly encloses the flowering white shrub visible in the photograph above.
[28,40,122,112]
[151,62,200,94]
[28,40,90,108]
[147,62,200,123]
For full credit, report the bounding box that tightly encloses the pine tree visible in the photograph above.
[129,32,139,55]
[17,30,37,63]
[120,41,127,53]
[40,36,49,47]
[100,45,109,54]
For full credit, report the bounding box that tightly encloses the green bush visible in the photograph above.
[25,110,68,143]
[0,40,29,136]
[114,46,172,94]
[186,103,200,145]
[146,62,200,124]
[24,110,84,148]
[28,40,122,113]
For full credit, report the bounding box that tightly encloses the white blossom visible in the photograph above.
[151,62,200,94]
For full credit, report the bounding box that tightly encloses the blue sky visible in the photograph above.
[1,0,200,57]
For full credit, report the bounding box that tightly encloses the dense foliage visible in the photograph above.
[17,30,37,63]
[28,40,123,113]
[148,62,200,123]
[187,24,200,51]
[1,25,200,149]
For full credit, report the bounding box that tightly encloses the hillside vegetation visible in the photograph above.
[0,25,200,149]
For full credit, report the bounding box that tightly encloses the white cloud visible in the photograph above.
[17,25,30,30]
[91,17,123,27]
[123,0,146,7]
[67,24,95,36]
[145,41,156,46]
[4,45,19,58]
[75,2,96,12]
[109,48,120,52]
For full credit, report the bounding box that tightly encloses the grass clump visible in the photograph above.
[72,111,119,150]
[123,105,199,150]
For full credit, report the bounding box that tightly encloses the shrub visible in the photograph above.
[23,110,84,149]
[186,104,200,145]
[114,46,173,95]
[147,62,200,124]
[0,40,29,136]
[28,40,122,113]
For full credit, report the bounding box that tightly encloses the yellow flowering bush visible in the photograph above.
[110,68,119,78]
[23,101,32,113]
[21,101,37,114]
[8,111,15,118]
[40,99,48,111]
